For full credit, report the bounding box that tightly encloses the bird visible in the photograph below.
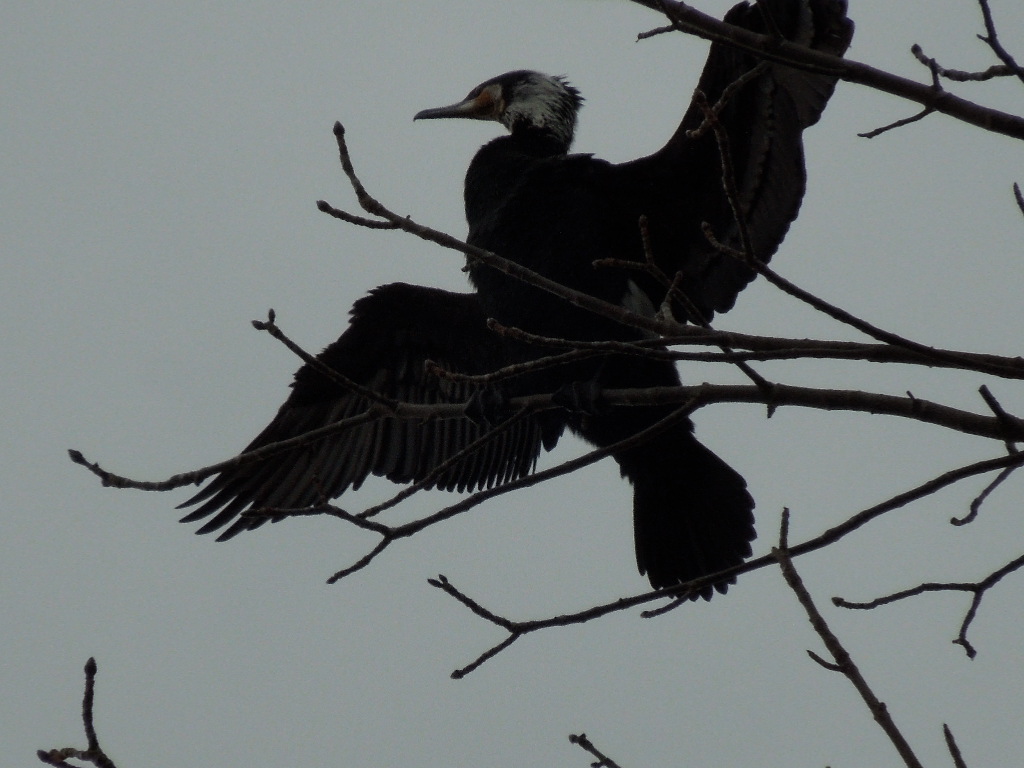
[178,0,853,598]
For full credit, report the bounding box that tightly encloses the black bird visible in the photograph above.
[179,0,853,597]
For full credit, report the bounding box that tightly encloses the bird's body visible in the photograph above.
[178,0,853,597]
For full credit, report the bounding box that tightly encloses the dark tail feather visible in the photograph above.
[614,425,755,599]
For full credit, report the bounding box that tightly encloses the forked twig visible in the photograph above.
[774,510,925,768]
[431,451,1024,675]
[833,552,1024,659]
[37,659,117,768]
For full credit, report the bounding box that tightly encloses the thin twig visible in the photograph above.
[315,200,400,229]
[685,62,770,139]
[684,91,775,399]
[774,510,926,768]
[833,552,1024,659]
[951,386,1024,525]
[37,658,118,768]
[325,119,1024,386]
[252,309,399,409]
[319,125,682,344]
[323,401,700,584]
[703,228,1024,379]
[431,451,1024,674]
[911,43,1014,83]
[976,0,1024,86]
[69,380,1024,498]
[953,463,1016,526]
[474,323,1024,381]
[632,0,1024,141]
[943,723,969,768]
[568,733,624,768]
[858,106,935,139]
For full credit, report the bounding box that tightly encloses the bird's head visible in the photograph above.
[414,70,583,149]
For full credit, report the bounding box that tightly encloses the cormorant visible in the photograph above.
[179,0,853,598]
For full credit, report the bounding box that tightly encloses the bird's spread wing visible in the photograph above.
[178,283,557,539]
[626,0,854,320]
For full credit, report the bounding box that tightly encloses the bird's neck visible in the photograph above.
[464,132,567,231]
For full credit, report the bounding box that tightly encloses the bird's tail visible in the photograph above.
[621,424,755,598]
[577,407,755,599]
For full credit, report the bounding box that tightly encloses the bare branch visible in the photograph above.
[320,123,677,343]
[943,723,970,768]
[774,510,926,768]
[37,658,117,768]
[975,0,1024,86]
[806,649,843,672]
[703,229,1024,379]
[858,105,936,139]
[630,0,1024,141]
[684,61,770,139]
[69,408,382,492]
[316,199,400,229]
[326,116,1024,384]
[686,87,775,398]
[431,451,1024,674]
[833,552,1024,659]
[953,462,1018,526]
[320,402,700,585]
[568,733,624,768]
[479,323,1024,381]
[953,386,1022,525]
[68,380,1024,501]
[252,309,399,409]
[912,42,1015,83]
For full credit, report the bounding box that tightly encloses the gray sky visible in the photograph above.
[5,1,1024,765]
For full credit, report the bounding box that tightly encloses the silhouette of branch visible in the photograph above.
[702,228,1024,379]
[430,573,657,678]
[568,733,624,768]
[470,323,1024,381]
[252,309,400,409]
[632,0,1024,141]
[833,552,1024,659]
[859,56,940,138]
[911,43,1016,83]
[975,0,1024,86]
[858,106,936,139]
[773,510,926,768]
[953,386,1021,525]
[326,115,1024,385]
[683,88,775,398]
[428,451,1024,674]
[37,658,117,768]
[953,462,1018,527]
[944,723,969,768]
[318,123,673,344]
[324,402,701,584]
[72,119,1024,498]
[68,379,1024,502]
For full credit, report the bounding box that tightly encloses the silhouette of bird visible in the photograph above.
[179,0,853,597]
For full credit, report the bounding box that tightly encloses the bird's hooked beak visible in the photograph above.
[414,84,504,122]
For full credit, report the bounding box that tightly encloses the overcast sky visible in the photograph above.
[5,1,1024,765]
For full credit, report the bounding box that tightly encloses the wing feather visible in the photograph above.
[178,283,557,538]
[623,0,853,320]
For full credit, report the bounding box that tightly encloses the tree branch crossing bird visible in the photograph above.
[179,0,853,598]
